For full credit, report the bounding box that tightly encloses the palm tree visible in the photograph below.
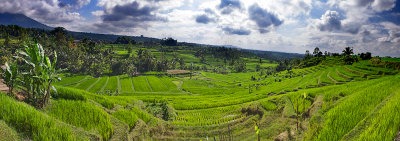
[342,47,354,56]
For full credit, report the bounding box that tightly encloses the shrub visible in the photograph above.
[241,104,263,117]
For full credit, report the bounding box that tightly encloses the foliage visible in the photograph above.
[15,41,61,108]
[160,37,177,46]
[343,55,357,65]
[0,61,18,96]
[114,36,136,44]
[360,52,372,60]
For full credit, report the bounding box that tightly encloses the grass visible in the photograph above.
[120,75,134,93]
[112,109,138,129]
[104,76,119,93]
[357,90,400,140]
[54,75,90,86]
[315,76,400,140]
[0,120,19,141]
[53,86,87,101]
[132,76,152,92]
[75,78,99,90]
[89,76,108,93]
[0,93,78,140]
[159,76,179,91]
[260,100,277,111]
[56,86,115,109]
[146,76,169,92]
[46,100,113,140]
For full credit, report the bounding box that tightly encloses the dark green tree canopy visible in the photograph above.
[161,37,177,46]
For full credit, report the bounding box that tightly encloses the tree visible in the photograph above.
[51,27,68,45]
[313,47,323,57]
[234,61,246,72]
[115,36,136,44]
[179,58,185,69]
[127,41,133,55]
[161,37,177,46]
[4,33,10,47]
[342,47,356,65]
[16,41,61,108]
[360,52,372,60]
[0,61,18,97]
[304,50,313,60]
[342,47,354,56]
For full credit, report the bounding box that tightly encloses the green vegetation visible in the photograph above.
[112,109,138,129]
[1,25,400,140]
[0,120,19,141]
[0,93,77,140]
[46,100,113,140]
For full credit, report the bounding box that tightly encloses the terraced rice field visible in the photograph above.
[45,60,400,140]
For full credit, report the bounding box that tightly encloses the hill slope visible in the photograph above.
[0,13,52,30]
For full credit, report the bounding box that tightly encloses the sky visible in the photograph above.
[1,0,400,57]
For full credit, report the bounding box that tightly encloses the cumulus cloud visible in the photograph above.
[248,4,283,33]
[371,0,396,12]
[93,0,168,33]
[58,0,91,9]
[222,27,251,35]
[101,2,160,22]
[195,14,215,24]
[0,0,83,25]
[218,0,243,14]
[317,10,341,32]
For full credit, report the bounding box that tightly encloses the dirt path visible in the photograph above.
[327,71,339,84]
[0,65,9,93]
[0,80,8,93]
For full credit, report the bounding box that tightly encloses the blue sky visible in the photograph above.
[1,0,399,57]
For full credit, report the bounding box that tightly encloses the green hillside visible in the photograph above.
[1,25,400,140]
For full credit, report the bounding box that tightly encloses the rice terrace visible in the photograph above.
[1,0,400,141]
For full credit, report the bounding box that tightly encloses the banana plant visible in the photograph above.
[15,41,61,108]
[0,61,18,96]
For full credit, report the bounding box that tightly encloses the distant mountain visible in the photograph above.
[0,13,53,30]
[0,13,303,59]
[68,31,161,42]
[246,49,304,60]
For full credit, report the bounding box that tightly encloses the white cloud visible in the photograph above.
[0,0,84,25]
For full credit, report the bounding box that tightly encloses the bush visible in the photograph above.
[241,104,263,117]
